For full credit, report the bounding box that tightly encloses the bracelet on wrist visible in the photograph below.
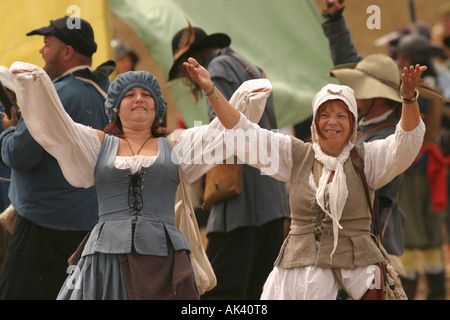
[201,82,215,97]
[400,89,419,104]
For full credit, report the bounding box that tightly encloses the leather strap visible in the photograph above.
[349,148,382,244]
[350,147,389,287]
[356,123,396,143]
[75,76,108,100]
[224,53,275,129]
[332,268,354,300]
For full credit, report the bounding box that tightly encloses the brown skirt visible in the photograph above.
[118,242,200,300]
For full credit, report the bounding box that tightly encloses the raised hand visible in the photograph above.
[1,106,18,129]
[183,57,214,94]
[325,0,345,16]
[400,64,427,101]
[399,64,427,131]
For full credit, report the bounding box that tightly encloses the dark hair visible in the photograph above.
[103,118,170,138]
[173,47,218,102]
[313,100,355,141]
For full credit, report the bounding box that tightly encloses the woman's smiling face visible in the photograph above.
[316,99,353,157]
[119,87,156,128]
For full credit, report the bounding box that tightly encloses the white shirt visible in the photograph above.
[10,61,272,186]
[11,61,425,300]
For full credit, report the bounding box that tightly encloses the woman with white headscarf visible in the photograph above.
[11,55,424,300]
[183,58,426,300]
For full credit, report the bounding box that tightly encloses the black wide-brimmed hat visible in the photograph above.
[168,25,231,80]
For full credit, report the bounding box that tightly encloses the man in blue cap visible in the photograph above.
[0,16,113,299]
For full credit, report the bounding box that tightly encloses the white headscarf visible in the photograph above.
[310,84,358,259]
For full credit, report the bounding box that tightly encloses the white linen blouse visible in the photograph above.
[226,102,424,300]
[10,62,271,186]
[11,61,425,300]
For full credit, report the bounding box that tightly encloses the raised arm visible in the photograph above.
[363,65,426,189]
[10,62,101,187]
[321,0,363,66]
[176,58,292,182]
[399,64,426,131]
[183,57,264,129]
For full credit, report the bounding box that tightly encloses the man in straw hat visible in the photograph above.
[374,7,450,299]
[321,0,408,280]
[392,31,448,300]
[374,11,450,300]
[322,0,450,300]
[169,23,289,299]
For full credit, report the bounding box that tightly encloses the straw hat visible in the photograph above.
[330,54,402,103]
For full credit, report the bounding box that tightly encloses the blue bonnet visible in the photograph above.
[105,71,166,122]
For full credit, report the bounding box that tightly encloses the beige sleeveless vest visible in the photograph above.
[274,137,384,269]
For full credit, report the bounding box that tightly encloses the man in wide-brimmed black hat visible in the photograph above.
[169,24,290,300]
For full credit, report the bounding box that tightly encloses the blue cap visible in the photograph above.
[105,71,166,122]
[27,16,97,57]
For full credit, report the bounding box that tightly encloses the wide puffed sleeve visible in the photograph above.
[10,62,100,188]
[363,120,425,189]
[170,79,294,183]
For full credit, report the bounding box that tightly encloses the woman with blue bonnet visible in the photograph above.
[9,60,273,299]
[10,56,427,300]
